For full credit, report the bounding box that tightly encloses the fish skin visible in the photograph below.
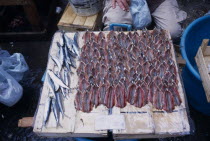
[43,96,52,126]
[51,55,62,72]
[52,98,60,127]
[74,32,79,49]
[47,70,69,89]
[54,71,60,91]
[64,33,79,56]
[72,43,80,56]
[68,49,77,58]
[64,70,69,86]
[46,74,56,98]
[69,55,77,68]
[55,92,65,118]
[64,45,72,65]
[64,33,74,49]
[57,43,64,67]
[60,87,67,98]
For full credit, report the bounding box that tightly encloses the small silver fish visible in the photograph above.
[64,70,69,86]
[64,34,74,49]
[48,70,69,89]
[52,98,60,127]
[46,74,56,97]
[58,43,64,68]
[54,70,60,91]
[64,33,79,56]
[72,43,79,56]
[51,55,62,73]
[60,87,67,98]
[43,96,52,126]
[74,32,79,49]
[55,92,65,118]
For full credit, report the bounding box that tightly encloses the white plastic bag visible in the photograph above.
[0,67,23,107]
[130,0,152,29]
[0,51,29,82]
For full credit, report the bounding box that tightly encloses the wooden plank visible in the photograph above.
[73,16,87,26]
[204,46,210,56]
[57,4,100,31]
[18,117,34,127]
[201,39,209,54]
[195,39,210,103]
[84,14,98,28]
[59,4,77,25]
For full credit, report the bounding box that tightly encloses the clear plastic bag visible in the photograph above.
[0,52,29,82]
[130,0,152,29]
[0,67,23,107]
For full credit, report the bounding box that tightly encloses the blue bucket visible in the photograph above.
[180,15,210,115]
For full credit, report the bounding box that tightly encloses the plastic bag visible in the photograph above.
[0,51,29,82]
[130,0,152,29]
[0,67,23,107]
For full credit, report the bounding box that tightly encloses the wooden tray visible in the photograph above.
[33,31,190,138]
[57,4,102,31]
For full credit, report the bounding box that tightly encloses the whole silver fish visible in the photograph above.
[72,43,79,56]
[52,98,60,127]
[54,71,60,91]
[43,96,52,126]
[64,34,73,49]
[59,34,64,47]
[55,92,65,118]
[51,55,62,73]
[57,42,64,68]
[64,70,69,86]
[46,74,56,98]
[69,55,76,68]
[74,32,79,49]
[64,33,79,56]
[60,87,67,98]
[47,70,69,89]
[64,45,72,65]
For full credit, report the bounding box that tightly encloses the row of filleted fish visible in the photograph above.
[43,31,80,127]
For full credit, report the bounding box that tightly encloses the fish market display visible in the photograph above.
[43,32,79,127]
[75,29,182,113]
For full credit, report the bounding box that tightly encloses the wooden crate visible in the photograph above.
[195,39,210,103]
[33,31,190,138]
[57,4,102,31]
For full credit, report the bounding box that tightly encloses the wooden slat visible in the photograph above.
[58,4,99,31]
[195,39,210,102]
[84,14,98,27]
[18,117,34,127]
[59,4,77,25]
[73,16,87,26]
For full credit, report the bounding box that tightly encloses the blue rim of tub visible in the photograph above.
[180,15,210,81]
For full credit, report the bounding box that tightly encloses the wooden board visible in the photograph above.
[57,4,100,31]
[195,39,210,103]
[33,31,190,138]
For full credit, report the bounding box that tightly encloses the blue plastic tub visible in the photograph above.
[180,15,210,115]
